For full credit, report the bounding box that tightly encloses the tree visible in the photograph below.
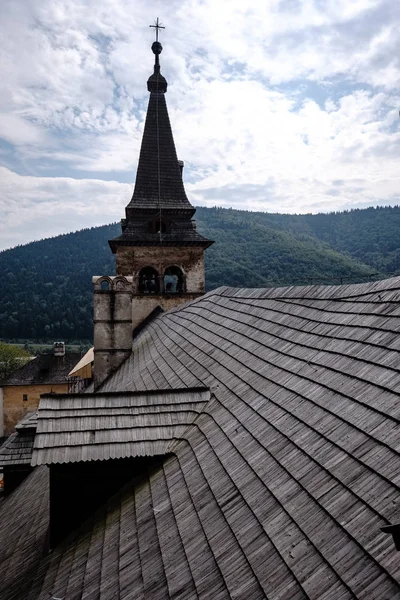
[0,342,31,383]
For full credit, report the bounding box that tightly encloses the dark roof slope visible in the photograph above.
[0,466,49,600]
[16,397,400,598]
[3,277,400,598]
[97,276,400,597]
[109,47,213,250]
[0,411,38,467]
[0,432,34,467]
[21,452,308,599]
[15,409,38,431]
[2,352,79,386]
[127,82,191,211]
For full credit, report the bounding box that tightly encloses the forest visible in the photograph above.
[1,204,400,342]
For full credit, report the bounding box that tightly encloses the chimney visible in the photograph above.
[53,342,65,357]
[92,276,133,389]
[178,160,184,177]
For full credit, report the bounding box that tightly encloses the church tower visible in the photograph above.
[93,27,213,388]
[109,34,213,328]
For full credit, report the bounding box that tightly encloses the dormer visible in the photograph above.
[32,388,210,547]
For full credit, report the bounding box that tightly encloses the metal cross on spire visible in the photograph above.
[149,18,165,42]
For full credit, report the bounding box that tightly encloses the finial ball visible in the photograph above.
[152,41,163,55]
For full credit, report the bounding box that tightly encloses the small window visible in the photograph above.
[23,394,28,402]
[100,280,110,291]
[139,267,159,294]
[164,266,184,294]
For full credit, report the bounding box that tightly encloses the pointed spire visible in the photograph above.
[109,28,213,252]
[126,31,192,211]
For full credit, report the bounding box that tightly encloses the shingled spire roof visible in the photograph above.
[109,36,213,250]
[127,40,192,212]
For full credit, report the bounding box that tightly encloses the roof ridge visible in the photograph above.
[214,275,400,301]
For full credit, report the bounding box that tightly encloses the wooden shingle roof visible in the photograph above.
[0,411,37,467]
[15,410,38,431]
[0,432,34,467]
[126,90,191,211]
[32,388,210,465]
[108,44,213,251]
[2,277,400,598]
[97,277,400,597]
[0,466,49,599]
[125,45,191,212]
[2,352,79,386]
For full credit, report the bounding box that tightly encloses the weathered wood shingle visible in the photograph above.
[96,278,400,598]
[0,466,49,600]
[0,411,37,466]
[32,388,210,465]
[3,278,400,599]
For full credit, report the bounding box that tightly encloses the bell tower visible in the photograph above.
[93,22,213,388]
[109,25,213,330]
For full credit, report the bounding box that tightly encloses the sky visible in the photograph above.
[1,0,400,250]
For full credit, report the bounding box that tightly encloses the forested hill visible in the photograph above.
[1,204,400,342]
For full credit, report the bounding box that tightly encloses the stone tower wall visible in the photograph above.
[115,245,206,330]
[92,276,133,390]
[115,245,205,293]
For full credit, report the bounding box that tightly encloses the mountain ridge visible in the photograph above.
[1,204,400,341]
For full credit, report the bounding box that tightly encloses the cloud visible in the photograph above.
[0,167,130,251]
[0,114,47,146]
[1,0,400,248]
[184,85,400,212]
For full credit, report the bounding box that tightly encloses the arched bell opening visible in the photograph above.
[164,266,185,294]
[100,279,111,291]
[139,267,160,294]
